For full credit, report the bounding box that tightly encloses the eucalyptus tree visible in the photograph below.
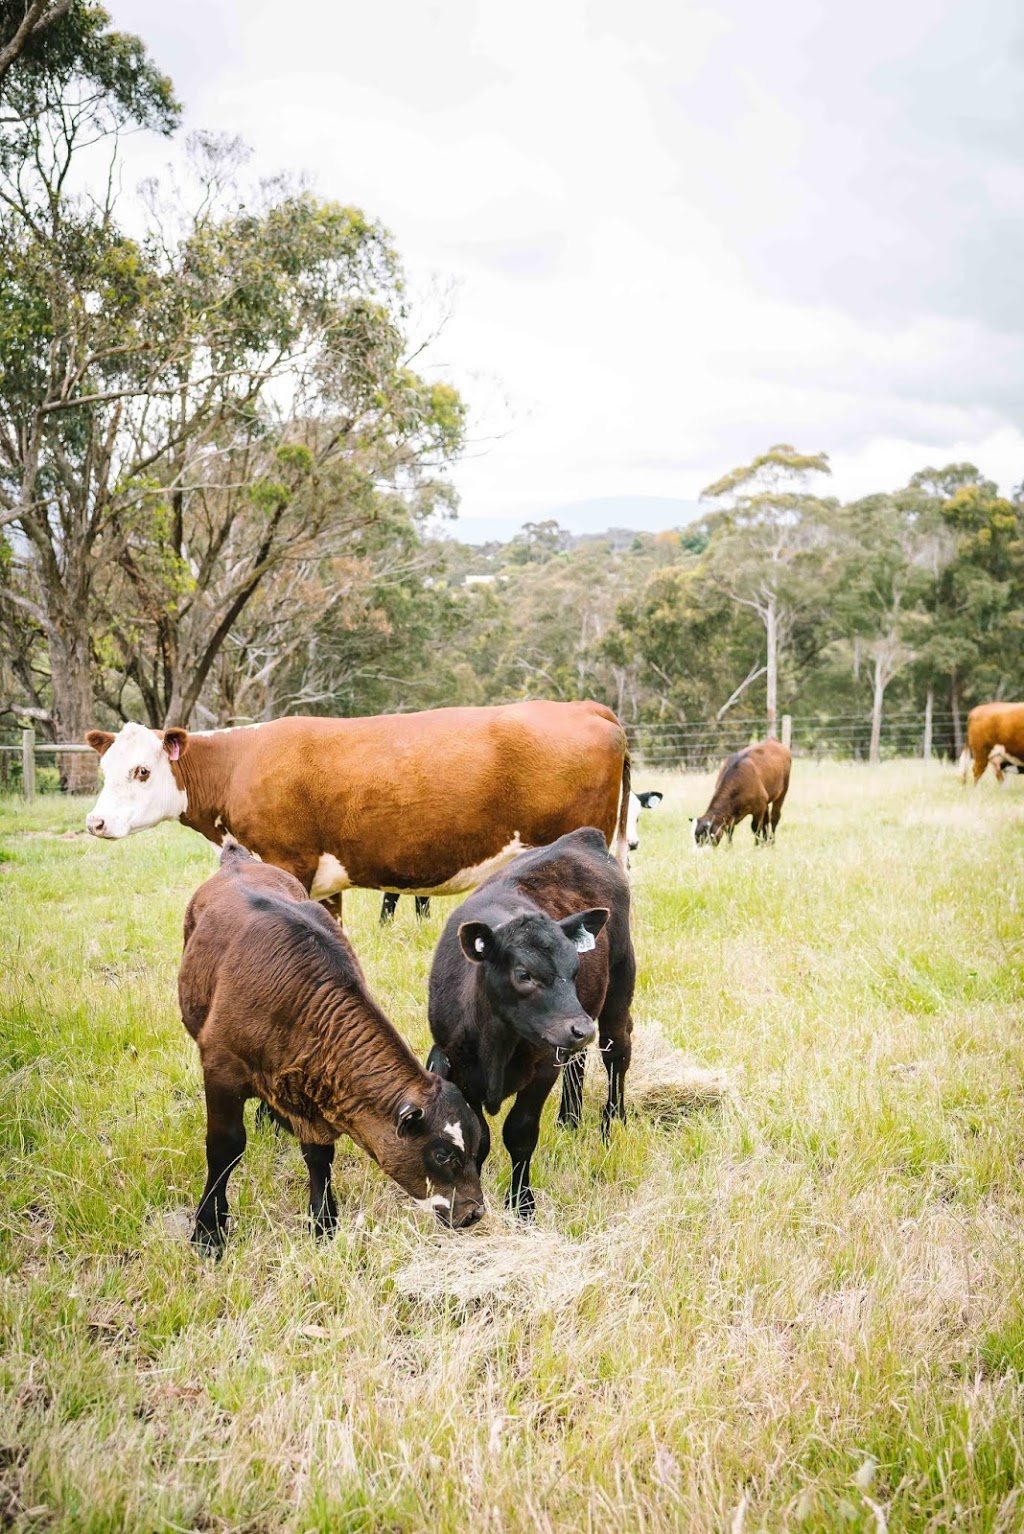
[831,494,939,761]
[699,444,834,738]
[907,467,1024,742]
[0,53,466,772]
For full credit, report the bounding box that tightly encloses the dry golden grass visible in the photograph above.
[2,759,1024,1532]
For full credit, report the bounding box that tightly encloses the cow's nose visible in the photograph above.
[459,1204,485,1228]
[570,1019,596,1042]
[86,814,105,835]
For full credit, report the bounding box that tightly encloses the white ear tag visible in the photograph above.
[573,927,596,953]
[475,937,486,954]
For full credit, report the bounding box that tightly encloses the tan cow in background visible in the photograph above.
[958,702,1024,784]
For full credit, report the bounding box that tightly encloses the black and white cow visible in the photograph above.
[626,789,663,852]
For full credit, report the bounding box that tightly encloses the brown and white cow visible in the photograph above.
[958,702,1024,785]
[84,702,630,914]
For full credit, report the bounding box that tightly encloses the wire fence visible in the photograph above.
[1,711,964,800]
[627,710,960,771]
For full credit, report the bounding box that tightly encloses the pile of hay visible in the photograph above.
[392,1218,611,1313]
[613,1021,734,1120]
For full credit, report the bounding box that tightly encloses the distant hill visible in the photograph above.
[435,495,702,545]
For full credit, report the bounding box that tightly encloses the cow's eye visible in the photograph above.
[513,966,533,985]
[432,1145,455,1167]
[136,766,150,782]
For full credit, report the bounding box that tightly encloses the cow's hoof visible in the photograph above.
[311,1205,338,1241]
[505,1187,536,1220]
[191,1224,226,1259]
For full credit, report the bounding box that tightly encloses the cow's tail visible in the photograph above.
[612,749,631,868]
[956,746,971,785]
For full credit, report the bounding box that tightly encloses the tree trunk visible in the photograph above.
[951,672,963,756]
[765,599,778,739]
[49,620,98,792]
[869,661,885,764]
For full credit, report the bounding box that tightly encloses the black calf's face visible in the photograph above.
[394,1081,485,1228]
[457,908,608,1054]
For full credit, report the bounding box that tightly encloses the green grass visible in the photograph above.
[2,760,1024,1532]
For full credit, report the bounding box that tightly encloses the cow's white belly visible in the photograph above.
[398,834,528,897]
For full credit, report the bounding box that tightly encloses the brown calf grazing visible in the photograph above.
[693,739,792,845]
[426,827,635,1218]
[958,702,1024,784]
[85,700,631,920]
[179,842,484,1253]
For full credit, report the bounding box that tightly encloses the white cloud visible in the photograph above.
[112,0,1024,531]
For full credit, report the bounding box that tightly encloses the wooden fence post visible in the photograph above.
[21,727,36,802]
[923,690,933,760]
[781,714,792,750]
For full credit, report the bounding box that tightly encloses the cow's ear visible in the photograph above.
[85,730,115,757]
[426,1045,452,1080]
[458,921,496,964]
[560,907,609,953]
[395,1101,425,1137]
[646,792,663,808]
[162,727,189,762]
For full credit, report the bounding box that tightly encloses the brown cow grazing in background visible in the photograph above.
[179,842,484,1254]
[426,827,635,1218]
[693,739,792,846]
[958,702,1024,784]
[85,701,630,920]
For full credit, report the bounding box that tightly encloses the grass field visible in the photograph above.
[2,760,1024,1533]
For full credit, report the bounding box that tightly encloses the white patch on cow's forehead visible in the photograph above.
[310,853,350,899]
[442,1120,465,1151]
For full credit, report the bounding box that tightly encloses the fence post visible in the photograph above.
[781,714,792,750]
[21,727,36,802]
[922,690,933,760]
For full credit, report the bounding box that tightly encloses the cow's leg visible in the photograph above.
[414,897,431,921]
[193,1079,248,1256]
[474,1108,491,1171]
[380,893,399,924]
[557,1050,586,1128]
[599,961,635,1141]
[301,1142,338,1238]
[503,1070,558,1218]
[321,892,343,924]
[972,750,987,784]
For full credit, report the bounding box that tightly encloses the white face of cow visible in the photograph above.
[626,792,642,852]
[85,722,188,839]
[626,790,663,851]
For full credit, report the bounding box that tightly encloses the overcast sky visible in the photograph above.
[114,0,1024,540]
